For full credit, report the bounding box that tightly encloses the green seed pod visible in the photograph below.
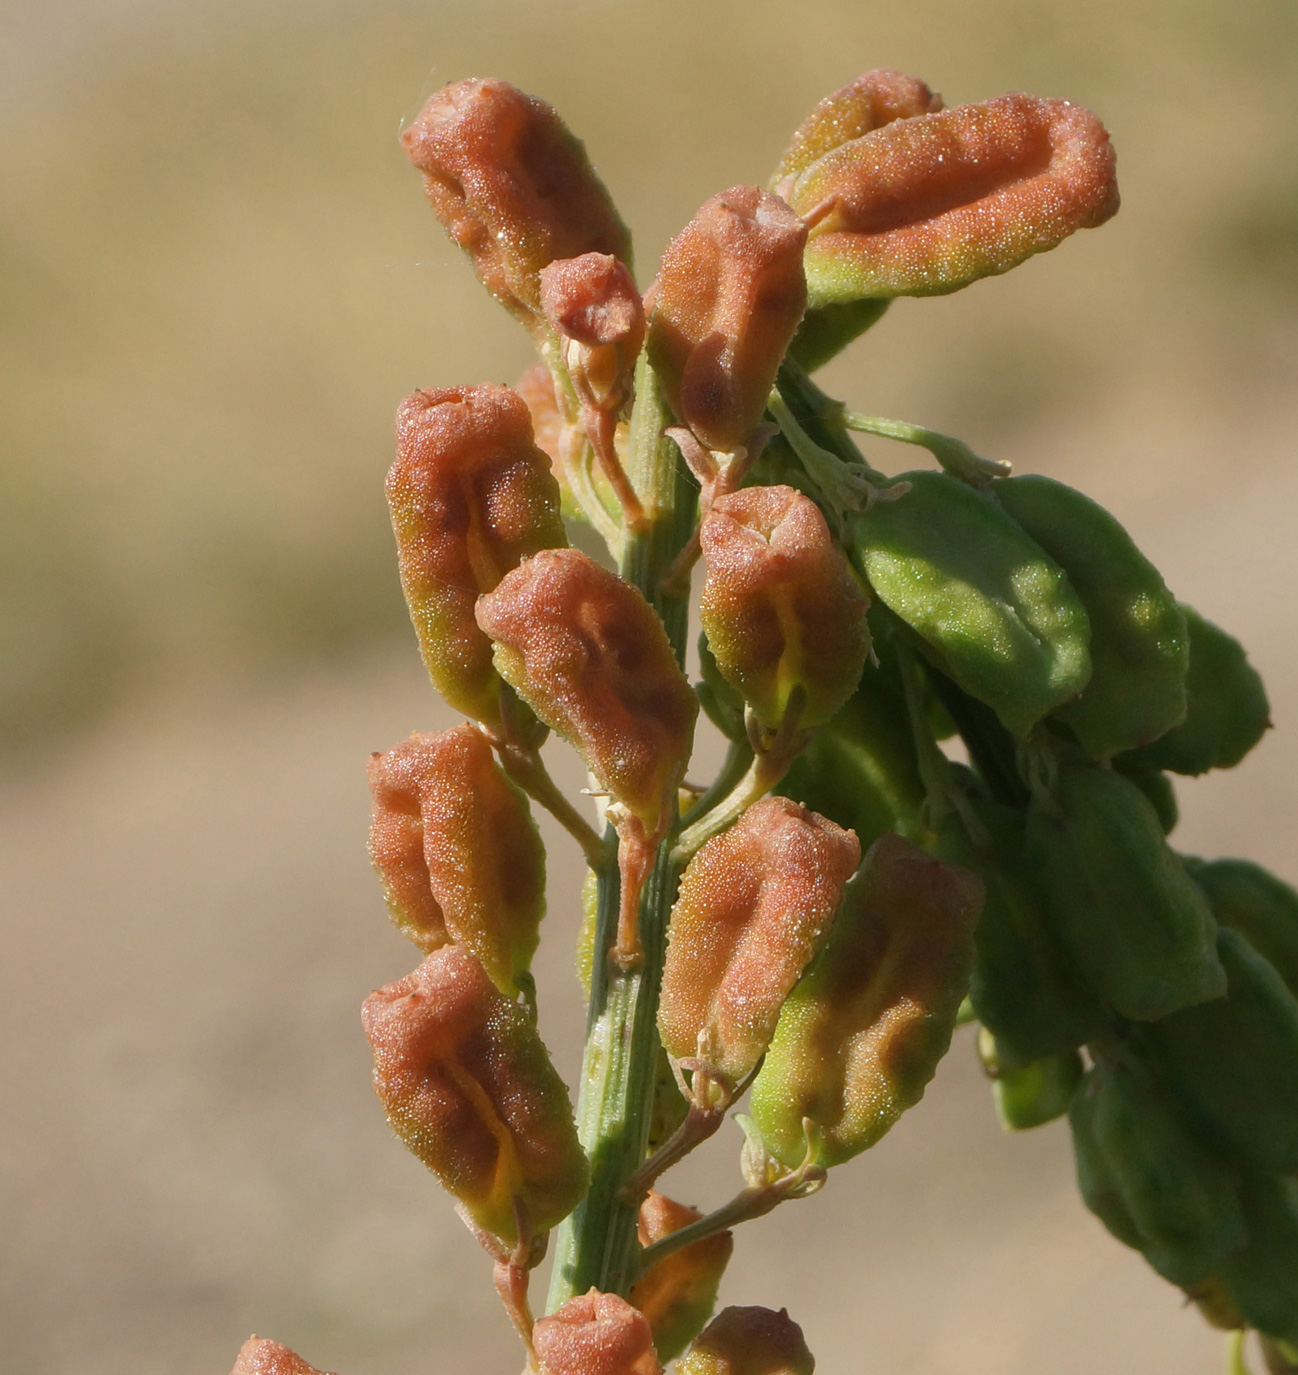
[1024,761,1225,1021]
[230,1339,334,1375]
[1186,856,1298,993]
[1069,1055,1247,1288]
[786,298,890,373]
[977,1028,1083,1131]
[676,1307,814,1375]
[1143,928,1298,1174]
[696,631,749,742]
[1221,1172,1298,1347]
[534,1291,662,1375]
[1182,1276,1247,1333]
[1119,606,1270,777]
[848,470,1091,738]
[993,475,1187,759]
[750,832,981,1168]
[1112,756,1179,835]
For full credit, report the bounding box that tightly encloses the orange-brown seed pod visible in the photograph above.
[367,727,545,997]
[401,78,632,331]
[676,1306,815,1375]
[659,796,860,1085]
[783,93,1119,306]
[362,946,588,1246]
[772,69,944,188]
[646,187,807,454]
[515,359,566,474]
[629,1192,733,1362]
[230,1338,334,1375]
[534,1290,663,1375]
[388,385,568,727]
[699,485,870,733]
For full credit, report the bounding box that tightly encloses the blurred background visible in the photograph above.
[3,0,1297,1371]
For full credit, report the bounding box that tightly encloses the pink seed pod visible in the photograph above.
[229,1338,334,1375]
[783,93,1119,305]
[367,726,546,997]
[388,384,568,727]
[771,69,944,189]
[676,1306,815,1375]
[362,946,588,1246]
[401,78,632,331]
[699,485,871,733]
[515,360,566,472]
[645,186,807,454]
[658,796,860,1085]
[534,1290,663,1375]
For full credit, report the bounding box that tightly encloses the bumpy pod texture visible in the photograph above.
[367,727,546,996]
[699,485,870,732]
[388,385,567,726]
[784,93,1119,305]
[676,1306,814,1375]
[751,832,982,1168]
[230,1339,333,1375]
[475,548,697,833]
[401,78,632,329]
[659,796,861,1084]
[646,186,807,453]
[362,946,588,1245]
[534,1290,663,1375]
[771,69,944,187]
[540,253,645,405]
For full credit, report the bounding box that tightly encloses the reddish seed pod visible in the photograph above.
[367,727,546,997]
[658,796,860,1085]
[362,946,588,1246]
[646,186,807,454]
[676,1306,815,1375]
[540,253,646,405]
[783,93,1119,305]
[534,1290,663,1375]
[229,1339,334,1375]
[699,485,871,733]
[388,384,568,726]
[401,78,632,330]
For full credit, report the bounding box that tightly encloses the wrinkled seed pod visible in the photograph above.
[646,186,807,453]
[516,359,566,471]
[362,946,588,1245]
[676,1306,814,1375]
[401,78,631,328]
[389,385,567,725]
[534,1290,662,1375]
[699,485,871,732]
[230,1339,334,1375]
[540,253,645,407]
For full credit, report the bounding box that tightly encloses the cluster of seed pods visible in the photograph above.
[232,63,1298,1375]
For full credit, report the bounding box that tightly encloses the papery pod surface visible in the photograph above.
[676,1306,814,1375]
[658,796,860,1085]
[993,474,1188,759]
[750,832,981,1168]
[362,946,587,1245]
[1024,760,1224,1021]
[1142,927,1298,1174]
[848,469,1091,737]
[367,727,545,996]
[1220,1172,1298,1346]
[389,385,567,725]
[1186,856,1298,993]
[230,1339,335,1375]
[534,1290,662,1375]
[978,1029,1083,1131]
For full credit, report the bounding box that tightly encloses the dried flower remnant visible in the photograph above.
[402,78,632,331]
[230,1339,334,1375]
[388,385,568,728]
[659,796,860,1087]
[367,727,546,997]
[676,1306,815,1375]
[362,946,588,1246]
[699,485,870,735]
[783,93,1119,305]
[534,1290,663,1375]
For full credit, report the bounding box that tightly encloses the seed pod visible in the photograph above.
[848,470,1091,738]
[540,253,645,415]
[476,549,697,834]
[1119,606,1270,777]
[782,93,1118,306]
[389,385,567,726]
[1221,1172,1298,1346]
[362,946,588,1245]
[1112,756,1179,835]
[646,186,807,454]
[676,1306,814,1375]
[786,297,891,373]
[1025,761,1224,1021]
[1143,928,1298,1174]
[978,1028,1084,1131]
[367,727,545,996]
[1186,856,1298,993]
[993,475,1188,759]
[659,796,860,1085]
[534,1290,662,1375]
[401,78,631,330]
[230,1339,333,1375]
[750,832,981,1168]
[629,1192,733,1362]
[699,485,870,733]
[1183,1276,1247,1332]
[1069,1055,1247,1288]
